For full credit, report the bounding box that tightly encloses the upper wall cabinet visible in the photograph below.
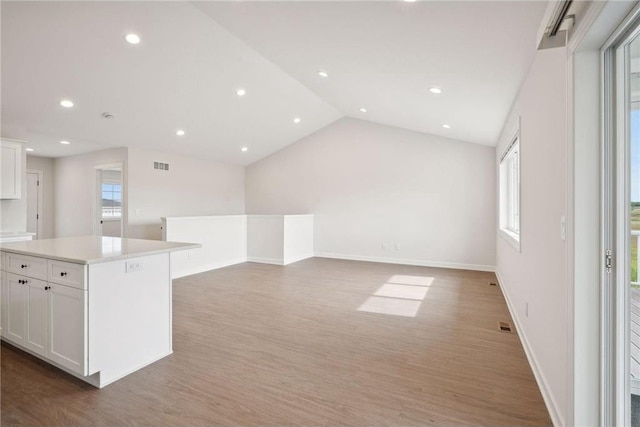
[0,139,23,199]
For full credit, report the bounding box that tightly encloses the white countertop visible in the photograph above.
[0,236,199,265]
[0,231,36,237]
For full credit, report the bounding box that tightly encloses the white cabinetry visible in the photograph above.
[0,139,23,199]
[0,236,193,388]
[2,260,87,375]
[24,277,48,357]
[5,273,26,343]
[48,283,86,373]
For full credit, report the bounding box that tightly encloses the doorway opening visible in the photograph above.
[26,169,42,239]
[95,163,124,237]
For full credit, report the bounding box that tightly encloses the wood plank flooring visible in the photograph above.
[1,258,551,426]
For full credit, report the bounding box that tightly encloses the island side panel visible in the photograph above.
[88,252,172,387]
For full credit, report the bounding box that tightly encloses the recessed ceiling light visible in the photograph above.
[60,99,74,108]
[293,117,301,124]
[176,129,185,136]
[236,88,246,97]
[442,124,451,129]
[59,140,71,145]
[25,148,34,152]
[241,147,248,152]
[360,107,367,113]
[429,87,442,94]
[125,33,141,44]
[318,70,329,78]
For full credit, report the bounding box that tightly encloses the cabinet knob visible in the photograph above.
[20,264,27,268]
[60,272,67,277]
[18,279,28,284]
[18,280,23,284]
[45,286,50,291]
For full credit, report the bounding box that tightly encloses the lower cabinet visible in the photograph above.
[2,272,87,375]
[25,278,48,357]
[48,283,86,374]
[5,273,27,344]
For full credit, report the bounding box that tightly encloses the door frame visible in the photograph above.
[94,162,125,238]
[26,169,43,240]
[601,5,640,426]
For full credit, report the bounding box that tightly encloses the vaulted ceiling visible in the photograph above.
[1,1,546,165]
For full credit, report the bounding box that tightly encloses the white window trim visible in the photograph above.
[499,126,521,252]
[499,227,521,251]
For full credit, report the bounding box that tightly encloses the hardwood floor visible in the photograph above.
[1,258,551,426]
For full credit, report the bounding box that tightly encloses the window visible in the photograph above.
[499,134,520,250]
[102,183,122,219]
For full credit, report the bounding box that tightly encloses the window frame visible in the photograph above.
[499,131,521,251]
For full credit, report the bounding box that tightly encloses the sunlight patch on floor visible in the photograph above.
[374,283,429,300]
[358,275,434,318]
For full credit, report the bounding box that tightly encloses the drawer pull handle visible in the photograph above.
[18,279,28,285]
[18,280,23,284]
[60,272,67,277]
[20,264,27,268]
[45,286,50,291]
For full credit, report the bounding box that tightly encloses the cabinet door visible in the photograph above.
[24,279,48,357]
[5,273,27,345]
[0,140,22,199]
[48,284,86,375]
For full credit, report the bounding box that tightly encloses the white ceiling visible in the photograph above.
[1,1,546,165]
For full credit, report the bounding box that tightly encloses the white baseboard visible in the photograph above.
[247,257,284,265]
[314,252,495,272]
[495,270,564,427]
[283,253,314,265]
[171,257,247,279]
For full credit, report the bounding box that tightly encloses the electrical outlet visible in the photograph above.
[126,260,144,273]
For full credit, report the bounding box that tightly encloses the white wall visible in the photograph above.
[127,148,245,240]
[246,118,496,270]
[163,215,247,278]
[26,155,55,238]
[54,148,128,237]
[495,47,568,426]
[247,215,284,264]
[283,214,314,264]
[1,146,27,232]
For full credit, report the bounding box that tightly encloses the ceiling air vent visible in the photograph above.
[154,161,170,171]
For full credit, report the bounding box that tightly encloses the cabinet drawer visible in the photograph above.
[6,253,47,280]
[48,260,86,290]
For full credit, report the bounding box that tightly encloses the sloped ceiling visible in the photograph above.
[1,1,546,165]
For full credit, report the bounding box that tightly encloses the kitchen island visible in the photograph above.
[0,236,199,388]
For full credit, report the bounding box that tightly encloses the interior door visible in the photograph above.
[26,171,39,239]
